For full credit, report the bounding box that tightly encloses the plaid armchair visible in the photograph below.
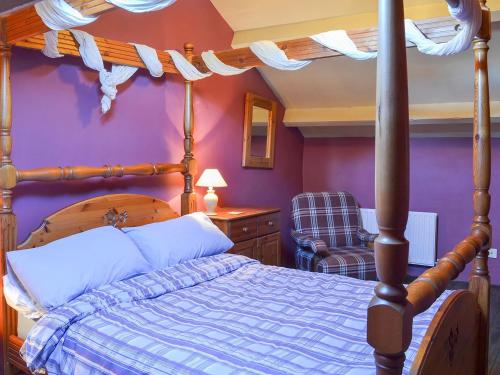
[291,192,378,280]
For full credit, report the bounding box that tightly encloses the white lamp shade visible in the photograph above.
[196,169,228,188]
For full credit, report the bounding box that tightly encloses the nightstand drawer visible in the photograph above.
[228,218,258,242]
[229,238,257,258]
[257,212,280,237]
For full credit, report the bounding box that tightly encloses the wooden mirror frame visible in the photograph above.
[242,92,277,169]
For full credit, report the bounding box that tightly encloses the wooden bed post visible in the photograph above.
[367,1,411,374]
[469,1,492,374]
[0,20,16,375]
[181,43,197,215]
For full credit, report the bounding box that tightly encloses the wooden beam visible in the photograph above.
[10,14,459,77]
[16,162,185,183]
[190,16,460,72]
[15,30,179,73]
[4,0,116,44]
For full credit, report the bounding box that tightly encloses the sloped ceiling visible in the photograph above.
[211,0,500,137]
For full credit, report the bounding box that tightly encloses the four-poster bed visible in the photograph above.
[0,0,493,374]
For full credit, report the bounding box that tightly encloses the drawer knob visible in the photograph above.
[242,227,249,233]
[267,221,274,226]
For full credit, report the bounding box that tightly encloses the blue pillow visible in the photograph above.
[7,226,152,311]
[123,212,234,270]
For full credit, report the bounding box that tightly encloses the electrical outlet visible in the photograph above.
[489,248,497,259]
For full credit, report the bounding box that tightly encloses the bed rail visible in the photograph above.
[407,232,487,315]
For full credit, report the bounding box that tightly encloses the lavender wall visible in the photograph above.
[10,0,303,264]
[303,137,500,285]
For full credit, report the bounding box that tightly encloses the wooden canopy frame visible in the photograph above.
[0,1,493,374]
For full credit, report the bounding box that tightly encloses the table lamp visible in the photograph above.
[196,169,228,215]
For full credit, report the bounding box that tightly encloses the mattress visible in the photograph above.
[21,254,451,375]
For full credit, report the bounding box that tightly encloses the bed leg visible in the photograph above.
[469,2,492,374]
[367,1,411,374]
[0,36,17,375]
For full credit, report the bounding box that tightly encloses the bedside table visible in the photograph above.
[209,207,281,266]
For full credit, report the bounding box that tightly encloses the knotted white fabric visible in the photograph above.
[405,0,481,56]
[166,50,212,81]
[106,0,177,13]
[69,30,138,113]
[35,0,97,30]
[201,50,251,76]
[311,30,377,60]
[134,44,164,77]
[99,65,138,113]
[42,31,64,58]
[249,41,311,71]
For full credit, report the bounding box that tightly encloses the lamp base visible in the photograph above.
[203,188,219,215]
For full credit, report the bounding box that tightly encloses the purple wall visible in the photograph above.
[303,137,500,285]
[10,0,303,265]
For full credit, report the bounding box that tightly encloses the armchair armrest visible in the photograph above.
[357,228,378,247]
[291,231,330,257]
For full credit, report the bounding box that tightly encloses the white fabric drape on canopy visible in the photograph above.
[106,0,176,13]
[166,50,212,80]
[249,41,311,71]
[36,0,481,113]
[201,51,251,76]
[134,44,164,77]
[35,0,97,30]
[35,0,177,30]
[42,30,64,58]
[311,30,377,61]
[405,0,481,56]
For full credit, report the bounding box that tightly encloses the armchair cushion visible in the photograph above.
[316,247,376,280]
[291,231,330,257]
[357,228,378,246]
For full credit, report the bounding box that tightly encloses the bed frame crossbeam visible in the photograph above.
[190,17,460,72]
[13,163,186,183]
[4,0,115,44]
[11,15,460,75]
[15,30,180,73]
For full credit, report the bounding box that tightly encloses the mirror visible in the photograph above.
[242,93,277,169]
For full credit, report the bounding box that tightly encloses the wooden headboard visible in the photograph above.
[17,194,179,250]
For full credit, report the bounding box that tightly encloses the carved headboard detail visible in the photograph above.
[17,194,179,250]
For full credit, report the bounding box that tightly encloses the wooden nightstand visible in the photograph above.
[210,207,281,266]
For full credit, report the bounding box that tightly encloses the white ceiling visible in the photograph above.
[210,0,447,31]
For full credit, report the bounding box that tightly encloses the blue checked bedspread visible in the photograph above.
[22,254,451,375]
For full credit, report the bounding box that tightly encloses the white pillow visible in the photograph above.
[7,226,152,311]
[123,212,234,270]
[3,273,45,319]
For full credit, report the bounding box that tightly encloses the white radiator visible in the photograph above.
[360,208,437,266]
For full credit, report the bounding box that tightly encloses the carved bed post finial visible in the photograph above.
[0,19,17,375]
[367,1,412,374]
[469,1,491,374]
[181,42,197,215]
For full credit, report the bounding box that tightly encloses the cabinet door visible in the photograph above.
[257,233,281,266]
[229,238,258,259]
